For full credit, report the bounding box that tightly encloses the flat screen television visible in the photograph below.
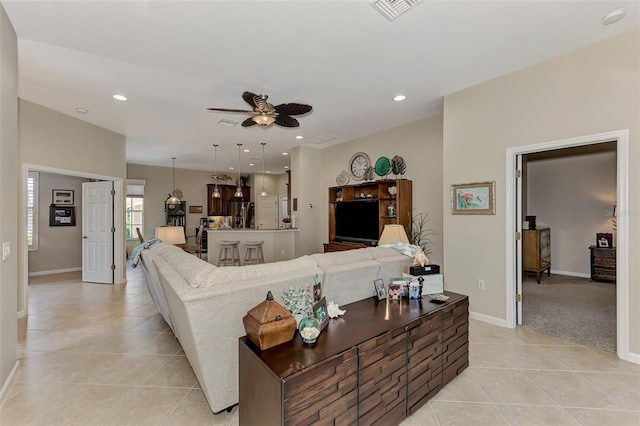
[335,201,379,245]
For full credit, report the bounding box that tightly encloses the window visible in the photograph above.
[27,171,38,250]
[125,196,144,240]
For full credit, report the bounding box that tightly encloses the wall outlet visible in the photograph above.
[477,279,485,290]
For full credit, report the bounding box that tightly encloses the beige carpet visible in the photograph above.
[522,273,616,353]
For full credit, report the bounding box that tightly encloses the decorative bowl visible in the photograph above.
[298,316,321,344]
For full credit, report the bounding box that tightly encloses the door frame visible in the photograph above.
[505,129,630,362]
[20,163,124,317]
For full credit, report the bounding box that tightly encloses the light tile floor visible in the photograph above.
[1,266,638,425]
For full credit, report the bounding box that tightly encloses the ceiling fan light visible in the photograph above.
[252,114,276,126]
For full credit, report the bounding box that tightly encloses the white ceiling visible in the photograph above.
[3,1,638,174]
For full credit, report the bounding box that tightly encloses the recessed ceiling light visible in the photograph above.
[229,166,234,170]
[602,8,626,25]
[393,95,406,102]
[284,166,290,169]
[75,108,88,114]
[266,171,271,174]
[249,163,255,166]
[243,149,250,153]
[112,94,127,101]
[295,135,303,140]
[282,152,289,156]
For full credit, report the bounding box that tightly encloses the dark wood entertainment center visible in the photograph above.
[239,291,469,425]
[325,179,412,252]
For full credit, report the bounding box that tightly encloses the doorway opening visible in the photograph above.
[505,129,631,362]
[19,163,125,317]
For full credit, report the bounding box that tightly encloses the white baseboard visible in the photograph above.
[469,311,509,328]
[550,269,590,279]
[618,350,640,365]
[0,360,20,405]
[28,267,81,277]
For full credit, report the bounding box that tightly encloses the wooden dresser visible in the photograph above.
[589,245,616,283]
[239,292,469,425]
[523,228,551,283]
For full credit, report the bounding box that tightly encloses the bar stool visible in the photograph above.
[218,240,241,266]
[243,241,265,265]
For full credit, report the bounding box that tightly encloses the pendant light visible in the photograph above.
[212,144,221,198]
[260,142,268,197]
[234,143,244,198]
[166,157,181,205]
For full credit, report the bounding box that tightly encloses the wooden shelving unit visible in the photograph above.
[326,179,412,252]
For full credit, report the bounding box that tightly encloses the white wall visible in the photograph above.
[443,30,639,353]
[0,2,18,401]
[527,148,616,276]
[28,173,90,274]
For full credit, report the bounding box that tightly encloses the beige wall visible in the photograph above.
[290,145,324,256]
[443,30,639,353]
[29,173,90,274]
[312,115,444,265]
[527,149,616,276]
[0,2,17,399]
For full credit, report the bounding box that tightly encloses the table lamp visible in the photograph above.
[155,226,186,245]
[378,224,410,245]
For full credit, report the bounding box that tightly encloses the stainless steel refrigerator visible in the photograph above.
[227,201,254,229]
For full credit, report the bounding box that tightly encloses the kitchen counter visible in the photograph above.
[207,228,298,265]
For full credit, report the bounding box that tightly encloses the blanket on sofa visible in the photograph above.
[130,238,161,267]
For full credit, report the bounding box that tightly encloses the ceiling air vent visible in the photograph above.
[371,0,422,21]
[218,119,239,127]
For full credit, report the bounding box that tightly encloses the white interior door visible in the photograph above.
[516,155,523,325]
[256,195,279,229]
[82,181,113,283]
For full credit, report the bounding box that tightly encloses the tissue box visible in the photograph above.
[403,264,440,276]
[402,272,444,295]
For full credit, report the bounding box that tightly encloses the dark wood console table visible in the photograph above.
[239,292,469,425]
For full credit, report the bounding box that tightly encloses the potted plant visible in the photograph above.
[408,211,437,256]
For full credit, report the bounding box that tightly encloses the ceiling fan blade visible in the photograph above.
[241,117,258,127]
[207,108,255,114]
[275,115,300,128]
[242,91,259,109]
[275,103,312,116]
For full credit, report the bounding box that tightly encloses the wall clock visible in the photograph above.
[349,152,371,181]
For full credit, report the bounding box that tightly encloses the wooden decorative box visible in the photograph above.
[242,291,296,350]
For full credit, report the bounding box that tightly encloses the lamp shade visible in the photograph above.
[378,224,410,245]
[155,226,186,245]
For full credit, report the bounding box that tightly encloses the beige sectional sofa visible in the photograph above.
[139,242,411,413]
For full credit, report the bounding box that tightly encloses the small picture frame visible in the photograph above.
[188,205,203,214]
[388,284,402,300]
[313,281,322,302]
[312,297,329,330]
[49,205,76,226]
[374,279,386,300]
[52,189,74,206]
[597,233,613,248]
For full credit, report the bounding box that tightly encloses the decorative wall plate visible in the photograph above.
[363,166,375,181]
[374,157,391,176]
[391,155,406,176]
[336,170,350,186]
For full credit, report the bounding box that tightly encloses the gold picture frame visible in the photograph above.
[451,181,496,215]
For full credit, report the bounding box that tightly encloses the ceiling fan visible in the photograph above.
[207,91,312,128]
